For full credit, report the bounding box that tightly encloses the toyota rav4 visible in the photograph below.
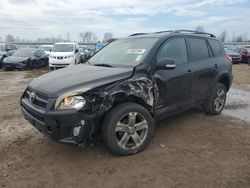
[21,30,233,155]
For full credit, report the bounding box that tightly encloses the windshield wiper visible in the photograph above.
[93,63,113,67]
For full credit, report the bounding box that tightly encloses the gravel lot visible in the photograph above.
[0,64,250,188]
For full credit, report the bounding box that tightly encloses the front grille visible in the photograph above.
[51,64,69,67]
[23,88,48,110]
[232,57,241,61]
[231,55,240,58]
[22,104,45,123]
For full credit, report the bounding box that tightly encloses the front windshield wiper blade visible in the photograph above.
[93,63,113,67]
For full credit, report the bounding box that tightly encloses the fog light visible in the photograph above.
[81,120,85,126]
[73,126,81,137]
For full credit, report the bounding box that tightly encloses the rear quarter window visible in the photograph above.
[208,39,222,57]
[188,38,210,62]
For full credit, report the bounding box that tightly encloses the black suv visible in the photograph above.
[21,30,232,155]
[0,43,17,67]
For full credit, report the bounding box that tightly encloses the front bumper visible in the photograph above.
[231,57,241,63]
[2,62,26,69]
[49,57,74,68]
[21,97,92,145]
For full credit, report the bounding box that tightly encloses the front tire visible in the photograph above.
[102,102,154,156]
[204,83,227,115]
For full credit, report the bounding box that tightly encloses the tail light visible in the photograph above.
[226,55,232,63]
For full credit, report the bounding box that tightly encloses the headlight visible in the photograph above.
[57,96,86,110]
[54,88,91,110]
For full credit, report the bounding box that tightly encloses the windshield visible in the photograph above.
[225,48,235,53]
[89,38,158,67]
[12,48,35,57]
[52,44,74,52]
[244,47,250,52]
[41,46,52,51]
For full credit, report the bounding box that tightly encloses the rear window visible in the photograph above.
[188,38,210,61]
[208,39,222,57]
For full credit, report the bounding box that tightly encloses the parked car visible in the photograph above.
[224,48,241,64]
[21,30,232,155]
[238,48,250,63]
[39,45,53,55]
[49,42,80,70]
[0,43,17,67]
[2,48,48,70]
[95,43,106,53]
[79,47,90,63]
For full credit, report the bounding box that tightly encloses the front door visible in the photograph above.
[153,37,192,116]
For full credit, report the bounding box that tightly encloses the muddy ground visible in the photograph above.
[0,64,250,188]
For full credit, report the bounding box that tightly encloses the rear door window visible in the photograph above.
[188,38,210,62]
[208,39,222,57]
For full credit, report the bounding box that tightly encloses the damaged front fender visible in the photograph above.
[83,69,159,119]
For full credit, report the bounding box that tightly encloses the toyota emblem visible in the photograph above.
[29,92,36,103]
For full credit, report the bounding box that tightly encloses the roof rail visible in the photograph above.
[154,30,174,34]
[129,33,148,37]
[129,30,216,38]
[173,30,216,38]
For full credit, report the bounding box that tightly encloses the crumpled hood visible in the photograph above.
[4,56,30,63]
[29,64,133,97]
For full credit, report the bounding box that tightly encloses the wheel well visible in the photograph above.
[218,76,230,91]
[113,95,153,115]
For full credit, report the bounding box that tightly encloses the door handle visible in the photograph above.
[214,64,220,69]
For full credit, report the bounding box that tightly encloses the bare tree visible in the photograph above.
[5,34,15,42]
[236,35,243,42]
[195,25,205,32]
[79,31,98,43]
[232,33,249,42]
[242,33,248,42]
[103,32,113,42]
[218,30,227,42]
[66,32,70,42]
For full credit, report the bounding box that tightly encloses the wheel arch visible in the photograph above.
[112,94,154,116]
[214,72,231,92]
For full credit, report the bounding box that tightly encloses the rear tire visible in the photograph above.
[204,83,227,115]
[102,102,154,156]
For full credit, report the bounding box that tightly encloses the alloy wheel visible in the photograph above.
[115,112,148,150]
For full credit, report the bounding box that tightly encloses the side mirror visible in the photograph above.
[156,58,176,70]
[49,49,51,52]
[75,49,79,53]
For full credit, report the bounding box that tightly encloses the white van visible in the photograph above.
[49,42,80,69]
[40,45,53,55]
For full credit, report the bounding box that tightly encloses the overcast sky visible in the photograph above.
[0,0,250,41]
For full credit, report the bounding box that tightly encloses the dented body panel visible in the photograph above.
[21,64,160,145]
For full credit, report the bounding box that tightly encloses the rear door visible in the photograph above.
[154,37,192,115]
[187,37,219,103]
